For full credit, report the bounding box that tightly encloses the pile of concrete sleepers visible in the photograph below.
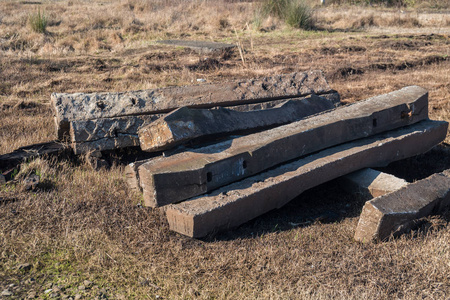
[49,71,449,239]
[51,70,339,154]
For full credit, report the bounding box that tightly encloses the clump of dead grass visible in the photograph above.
[378,13,421,27]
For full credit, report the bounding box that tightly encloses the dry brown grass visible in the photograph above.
[1,0,450,299]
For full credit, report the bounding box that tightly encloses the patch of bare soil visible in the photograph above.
[331,54,449,79]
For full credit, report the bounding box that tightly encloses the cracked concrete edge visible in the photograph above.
[340,168,408,199]
[355,168,450,243]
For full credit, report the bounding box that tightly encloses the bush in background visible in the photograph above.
[285,0,313,29]
[258,0,314,29]
[28,9,47,33]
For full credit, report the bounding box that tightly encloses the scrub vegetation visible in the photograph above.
[1,0,449,299]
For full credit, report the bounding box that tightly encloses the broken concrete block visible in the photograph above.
[355,169,450,242]
[23,174,40,191]
[52,71,333,139]
[138,95,338,152]
[139,86,429,207]
[70,93,340,154]
[126,94,340,192]
[165,120,448,238]
[156,40,236,54]
[125,159,152,194]
[341,168,408,199]
[69,115,162,154]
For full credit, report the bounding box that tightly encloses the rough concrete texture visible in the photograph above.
[138,86,429,207]
[228,92,340,112]
[165,120,448,238]
[71,93,339,154]
[70,114,162,154]
[125,159,153,194]
[51,71,332,139]
[341,168,408,199]
[355,169,450,242]
[138,94,339,152]
[156,40,236,54]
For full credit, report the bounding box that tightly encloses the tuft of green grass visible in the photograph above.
[28,9,48,33]
[285,0,314,29]
[259,0,314,30]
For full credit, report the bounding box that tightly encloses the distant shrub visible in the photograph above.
[28,9,47,33]
[285,0,313,29]
[259,0,314,29]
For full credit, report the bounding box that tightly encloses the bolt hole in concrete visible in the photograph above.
[207,172,212,182]
[96,101,106,110]
[243,160,247,169]
[401,110,412,118]
[373,118,377,127]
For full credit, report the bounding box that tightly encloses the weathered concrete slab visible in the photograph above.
[156,40,236,54]
[125,95,340,192]
[139,86,429,207]
[354,169,450,242]
[70,115,162,154]
[229,92,340,112]
[52,71,333,139]
[70,92,340,154]
[138,94,338,152]
[165,120,448,238]
[341,168,408,199]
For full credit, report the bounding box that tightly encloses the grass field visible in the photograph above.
[1,0,450,299]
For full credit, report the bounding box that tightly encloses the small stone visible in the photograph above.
[1,289,13,296]
[78,285,85,291]
[50,292,59,298]
[44,289,53,294]
[8,284,16,288]
[74,294,82,300]
[23,174,40,191]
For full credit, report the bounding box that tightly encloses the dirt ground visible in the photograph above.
[1,1,450,299]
